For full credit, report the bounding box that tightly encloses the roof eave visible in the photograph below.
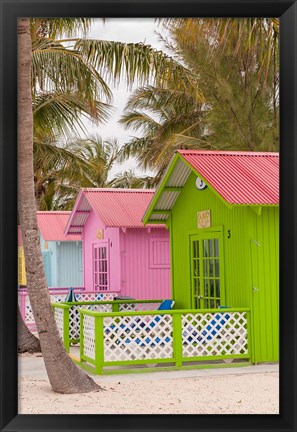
[143,153,234,222]
[64,190,86,235]
[142,153,181,225]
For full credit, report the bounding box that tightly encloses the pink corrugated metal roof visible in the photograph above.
[178,150,279,205]
[83,188,160,228]
[37,212,81,241]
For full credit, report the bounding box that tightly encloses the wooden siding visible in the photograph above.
[83,210,121,292]
[149,238,170,268]
[43,238,83,288]
[83,209,171,299]
[18,236,83,288]
[120,228,171,299]
[170,171,279,362]
[56,241,83,287]
[18,246,26,285]
[250,207,279,362]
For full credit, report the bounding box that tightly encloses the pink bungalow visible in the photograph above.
[65,189,171,299]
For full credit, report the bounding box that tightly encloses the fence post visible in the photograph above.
[94,315,104,374]
[80,311,84,361]
[172,312,183,367]
[19,292,26,322]
[246,310,253,363]
[112,302,120,313]
[63,307,70,353]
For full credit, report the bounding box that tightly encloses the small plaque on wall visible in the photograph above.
[96,229,104,240]
[44,241,48,250]
[198,210,211,228]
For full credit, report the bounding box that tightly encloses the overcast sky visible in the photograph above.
[85,18,168,177]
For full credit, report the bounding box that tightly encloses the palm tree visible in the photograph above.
[37,135,152,210]
[119,84,207,181]
[160,18,279,90]
[168,18,279,150]
[119,18,279,179]
[31,18,200,108]
[18,17,101,393]
[19,17,195,393]
[19,36,113,353]
[68,135,155,191]
[33,132,96,210]
[18,308,41,353]
[109,169,154,189]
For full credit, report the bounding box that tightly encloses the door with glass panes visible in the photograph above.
[93,242,109,291]
[190,231,225,309]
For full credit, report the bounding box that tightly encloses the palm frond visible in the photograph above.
[33,91,112,139]
[33,139,95,179]
[31,18,94,39]
[31,38,112,103]
[107,169,155,189]
[74,39,204,100]
[119,111,160,133]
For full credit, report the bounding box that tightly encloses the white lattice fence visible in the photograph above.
[69,304,113,340]
[54,307,64,341]
[83,315,95,360]
[75,292,117,302]
[25,294,66,325]
[119,303,136,311]
[51,294,69,303]
[25,296,35,325]
[18,290,118,326]
[181,311,248,358]
[19,291,71,325]
[103,314,174,362]
[69,305,81,340]
[119,302,162,312]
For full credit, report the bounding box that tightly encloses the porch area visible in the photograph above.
[18,287,120,331]
[52,299,251,374]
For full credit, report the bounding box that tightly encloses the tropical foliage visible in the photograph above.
[119,18,279,181]
[36,135,152,210]
[31,18,200,206]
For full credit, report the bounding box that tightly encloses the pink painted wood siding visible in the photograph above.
[149,238,170,268]
[83,209,171,299]
[120,228,171,299]
[83,210,121,292]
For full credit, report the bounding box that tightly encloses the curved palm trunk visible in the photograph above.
[18,18,101,394]
[18,307,41,353]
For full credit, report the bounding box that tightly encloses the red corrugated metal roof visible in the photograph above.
[178,150,279,205]
[37,212,81,241]
[82,188,160,227]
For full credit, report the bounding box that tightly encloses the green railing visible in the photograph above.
[78,307,251,374]
[52,299,164,347]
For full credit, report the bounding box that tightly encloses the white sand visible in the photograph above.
[18,355,279,414]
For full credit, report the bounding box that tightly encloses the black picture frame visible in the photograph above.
[0,1,296,431]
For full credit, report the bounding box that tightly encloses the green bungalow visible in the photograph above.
[143,150,279,364]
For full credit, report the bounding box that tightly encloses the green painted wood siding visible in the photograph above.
[250,207,279,362]
[169,171,279,362]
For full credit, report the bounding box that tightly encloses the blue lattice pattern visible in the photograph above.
[182,312,248,357]
[103,314,174,362]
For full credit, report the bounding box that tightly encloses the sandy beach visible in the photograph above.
[18,355,279,414]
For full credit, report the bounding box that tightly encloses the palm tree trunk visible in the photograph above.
[18,18,101,394]
[18,307,41,353]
